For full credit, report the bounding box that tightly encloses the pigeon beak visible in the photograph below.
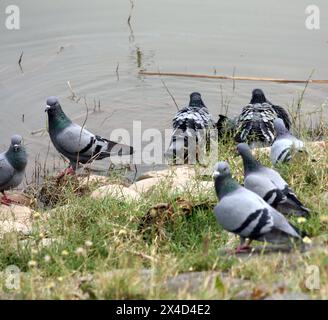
[45,105,51,112]
[13,144,19,151]
[212,171,220,179]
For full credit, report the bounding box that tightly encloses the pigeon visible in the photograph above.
[45,96,133,175]
[270,118,305,165]
[0,135,27,205]
[213,161,302,253]
[235,89,291,146]
[237,143,310,217]
[166,92,216,164]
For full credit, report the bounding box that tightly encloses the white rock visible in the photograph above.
[0,205,34,238]
[78,175,110,187]
[129,178,163,193]
[138,165,196,181]
[4,191,34,207]
[91,184,141,202]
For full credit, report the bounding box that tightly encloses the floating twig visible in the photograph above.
[127,0,135,42]
[57,46,64,54]
[100,110,117,127]
[116,62,120,81]
[139,70,328,84]
[30,128,47,136]
[18,51,24,73]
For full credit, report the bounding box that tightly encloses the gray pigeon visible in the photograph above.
[237,143,310,217]
[213,161,302,253]
[166,92,215,164]
[271,118,305,165]
[45,97,133,174]
[0,135,27,205]
[235,89,291,146]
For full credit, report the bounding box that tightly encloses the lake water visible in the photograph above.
[0,0,327,179]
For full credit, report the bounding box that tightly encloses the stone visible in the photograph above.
[5,191,35,207]
[0,204,34,238]
[265,292,310,300]
[129,177,163,193]
[91,184,141,202]
[162,271,249,297]
[138,165,196,181]
[78,174,111,187]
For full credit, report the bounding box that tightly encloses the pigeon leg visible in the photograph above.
[1,192,13,206]
[56,166,75,180]
[234,239,253,254]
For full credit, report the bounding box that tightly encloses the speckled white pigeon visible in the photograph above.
[237,143,310,217]
[270,118,305,165]
[166,92,215,164]
[45,96,133,175]
[213,161,302,253]
[0,135,27,205]
[235,89,291,146]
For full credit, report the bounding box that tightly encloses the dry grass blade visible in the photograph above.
[160,78,179,111]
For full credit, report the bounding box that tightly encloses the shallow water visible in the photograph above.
[0,0,327,179]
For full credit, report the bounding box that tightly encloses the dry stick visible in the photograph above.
[67,81,77,100]
[296,70,314,133]
[160,78,179,111]
[127,0,135,42]
[116,62,120,81]
[132,163,138,183]
[139,71,328,84]
[18,51,24,73]
[100,110,117,127]
[75,97,90,168]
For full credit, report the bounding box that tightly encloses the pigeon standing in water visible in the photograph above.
[271,118,305,165]
[237,143,310,217]
[213,161,302,253]
[235,89,291,146]
[45,97,133,176]
[166,92,215,164]
[0,135,27,205]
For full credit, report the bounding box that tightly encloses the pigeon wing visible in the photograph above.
[271,104,291,130]
[55,123,100,156]
[215,188,274,239]
[0,154,15,189]
[244,173,287,207]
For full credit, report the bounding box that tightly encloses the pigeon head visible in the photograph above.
[213,161,231,179]
[11,135,23,150]
[250,89,267,104]
[189,92,205,108]
[6,135,27,171]
[273,118,289,136]
[45,96,71,130]
[45,96,63,115]
[213,161,240,199]
[237,143,261,174]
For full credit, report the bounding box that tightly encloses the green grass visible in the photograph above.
[0,128,327,299]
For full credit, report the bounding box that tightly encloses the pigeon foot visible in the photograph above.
[57,167,75,180]
[1,194,13,206]
[234,244,252,254]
